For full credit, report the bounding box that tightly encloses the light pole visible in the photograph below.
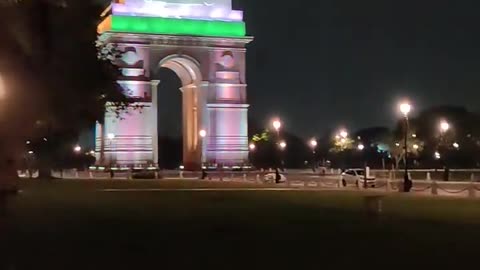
[439,120,451,181]
[272,119,282,170]
[399,102,412,192]
[309,139,317,172]
[279,141,287,170]
[199,129,207,166]
[249,143,256,167]
[357,143,368,188]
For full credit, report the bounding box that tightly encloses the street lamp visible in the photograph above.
[340,130,348,139]
[279,141,287,150]
[357,144,365,151]
[249,143,256,151]
[199,129,207,165]
[399,101,412,192]
[413,144,419,150]
[74,145,82,153]
[453,142,460,149]
[440,121,450,133]
[272,119,282,134]
[310,139,318,171]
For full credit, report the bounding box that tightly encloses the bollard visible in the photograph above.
[471,173,475,182]
[468,182,476,198]
[426,172,431,181]
[243,174,247,181]
[179,171,184,179]
[256,174,260,183]
[155,171,159,179]
[127,170,132,180]
[89,171,93,179]
[431,181,438,195]
[75,169,79,179]
[386,178,391,192]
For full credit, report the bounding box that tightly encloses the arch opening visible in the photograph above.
[154,55,205,170]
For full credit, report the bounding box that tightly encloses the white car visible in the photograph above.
[264,173,287,184]
[341,169,376,187]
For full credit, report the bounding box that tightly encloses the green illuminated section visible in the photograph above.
[110,15,246,37]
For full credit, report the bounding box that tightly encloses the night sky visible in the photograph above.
[236,0,480,137]
[99,0,480,138]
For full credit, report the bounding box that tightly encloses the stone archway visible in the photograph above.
[95,0,253,170]
[155,55,205,170]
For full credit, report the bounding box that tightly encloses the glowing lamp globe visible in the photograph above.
[399,103,412,117]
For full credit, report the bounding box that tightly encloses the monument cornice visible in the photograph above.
[100,32,253,49]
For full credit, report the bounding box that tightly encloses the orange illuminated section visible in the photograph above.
[97,15,112,34]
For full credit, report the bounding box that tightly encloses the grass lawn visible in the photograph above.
[2,179,480,269]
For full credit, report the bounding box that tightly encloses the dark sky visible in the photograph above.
[235,0,480,137]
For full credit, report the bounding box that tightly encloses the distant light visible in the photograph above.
[26,140,31,145]
[440,121,450,133]
[279,141,287,149]
[107,133,115,140]
[28,151,34,154]
[412,134,417,138]
[89,150,95,155]
[199,129,207,138]
[395,142,400,147]
[310,139,318,148]
[340,130,348,138]
[74,145,82,152]
[357,144,365,151]
[399,102,412,117]
[413,144,419,150]
[340,138,346,144]
[453,142,460,149]
[434,151,441,160]
[272,119,282,131]
[249,143,256,151]
[179,165,185,170]
[43,137,48,142]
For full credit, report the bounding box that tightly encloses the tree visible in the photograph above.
[0,0,132,186]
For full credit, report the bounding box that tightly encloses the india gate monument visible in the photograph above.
[95,0,252,170]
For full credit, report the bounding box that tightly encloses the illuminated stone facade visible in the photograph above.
[95,0,252,170]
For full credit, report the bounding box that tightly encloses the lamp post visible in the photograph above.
[399,102,412,192]
[272,119,282,170]
[309,139,317,172]
[199,129,207,166]
[279,141,287,170]
[357,143,368,188]
[439,120,451,181]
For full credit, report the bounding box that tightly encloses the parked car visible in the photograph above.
[341,169,376,187]
[264,173,287,184]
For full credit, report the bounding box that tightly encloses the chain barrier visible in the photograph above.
[320,181,340,188]
[411,186,432,192]
[436,186,470,194]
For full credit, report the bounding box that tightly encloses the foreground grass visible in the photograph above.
[2,180,480,269]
